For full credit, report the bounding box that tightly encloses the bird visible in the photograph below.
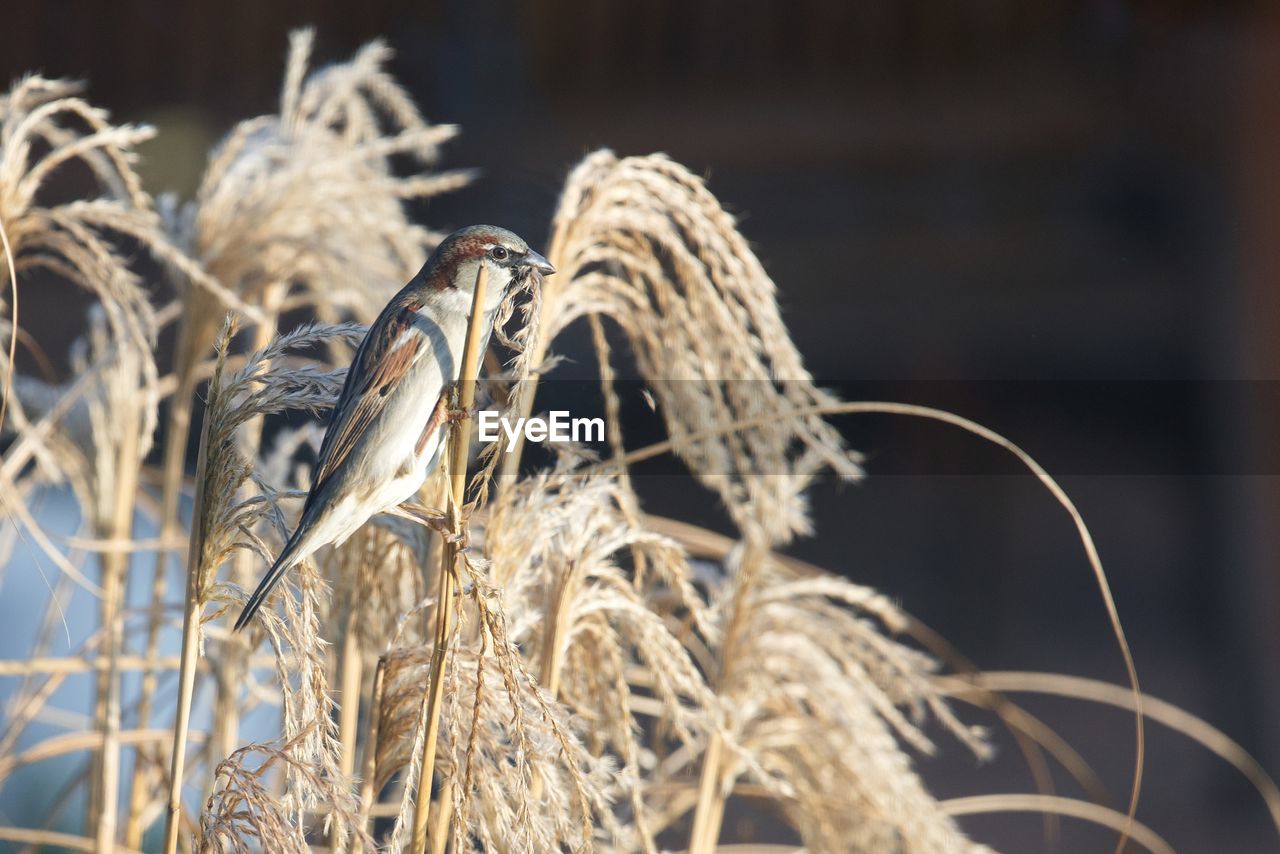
[233,225,554,631]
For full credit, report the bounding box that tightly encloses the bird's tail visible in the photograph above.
[233,528,309,632]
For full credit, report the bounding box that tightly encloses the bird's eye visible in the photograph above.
[491,246,510,261]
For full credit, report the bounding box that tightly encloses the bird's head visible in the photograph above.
[422,224,555,304]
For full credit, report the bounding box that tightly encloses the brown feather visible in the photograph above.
[419,240,485,291]
[417,394,449,456]
[307,294,425,508]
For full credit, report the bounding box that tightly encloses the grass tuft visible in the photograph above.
[0,29,1271,854]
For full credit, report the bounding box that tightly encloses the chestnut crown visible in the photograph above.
[420,224,554,293]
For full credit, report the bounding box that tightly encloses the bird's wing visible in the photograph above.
[306,294,436,510]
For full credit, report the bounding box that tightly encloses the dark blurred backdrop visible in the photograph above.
[4,1,1279,850]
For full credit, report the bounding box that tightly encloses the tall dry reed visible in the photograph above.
[0,28,1273,854]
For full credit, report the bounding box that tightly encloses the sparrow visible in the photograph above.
[233,225,554,631]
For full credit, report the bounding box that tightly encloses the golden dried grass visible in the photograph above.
[0,27,1272,854]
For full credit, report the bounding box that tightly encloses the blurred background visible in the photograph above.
[3,1,1279,850]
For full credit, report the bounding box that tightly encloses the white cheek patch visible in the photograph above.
[481,265,516,311]
[487,263,515,289]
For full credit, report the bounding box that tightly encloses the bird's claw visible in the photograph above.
[444,527,470,550]
[421,512,470,549]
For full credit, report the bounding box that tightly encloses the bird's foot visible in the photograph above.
[420,512,470,549]
[445,405,472,424]
[444,526,470,549]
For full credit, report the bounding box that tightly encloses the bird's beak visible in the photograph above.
[523,250,555,275]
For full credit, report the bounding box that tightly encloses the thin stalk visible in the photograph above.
[585,312,649,589]
[949,671,1280,838]
[209,288,282,804]
[0,210,19,435]
[0,652,280,676]
[411,264,490,852]
[331,607,363,853]
[537,559,579,701]
[357,659,386,835]
[687,536,764,854]
[337,611,363,781]
[93,399,142,851]
[124,308,198,849]
[428,794,454,854]
[686,732,726,852]
[162,368,216,854]
[0,727,210,782]
[0,825,144,853]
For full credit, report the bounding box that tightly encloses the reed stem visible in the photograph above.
[125,307,198,849]
[687,535,762,854]
[162,349,217,854]
[331,607,363,853]
[93,400,141,851]
[687,731,726,852]
[357,658,386,836]
[428,792,454,854]
[209,289,282,809]
[338,612,363,782]
[411,264,490,851]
